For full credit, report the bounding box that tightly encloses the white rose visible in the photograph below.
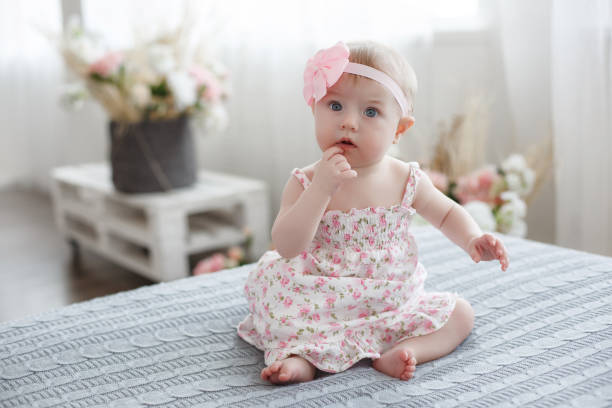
[505,173,522,193]
[167,71,197,111]
[194,103,229,133]
[522,167,535,196]
[463,201,496,232]
[148,45,176,75]
[501,154,527,174]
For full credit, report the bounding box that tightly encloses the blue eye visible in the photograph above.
[329,101,342,111]
[364,107,378,117]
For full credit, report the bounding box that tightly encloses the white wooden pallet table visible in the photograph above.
[50,163,270,282]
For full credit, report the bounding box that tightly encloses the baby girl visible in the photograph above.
[237,41,509,384]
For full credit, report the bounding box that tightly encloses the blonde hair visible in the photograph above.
[346,41,418,113]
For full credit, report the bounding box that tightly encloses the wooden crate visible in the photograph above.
[51,163,269,282]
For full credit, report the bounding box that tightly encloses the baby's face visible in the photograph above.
[313,74,404,169]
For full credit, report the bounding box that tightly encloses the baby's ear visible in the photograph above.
[395,116,415,136]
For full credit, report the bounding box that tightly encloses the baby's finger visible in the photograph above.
[333,155,348,166]
[470,248,480,262]
[487,234,496,246]
[340,169,358,179]
[336,161,351,172]
[323,146,344,160]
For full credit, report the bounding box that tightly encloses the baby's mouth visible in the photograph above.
[337,138,356,148]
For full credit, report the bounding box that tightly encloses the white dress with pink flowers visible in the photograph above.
[237,162,457,373]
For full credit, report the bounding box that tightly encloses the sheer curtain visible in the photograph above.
[81,0,439,215]
[551,0,612,256]
[0,0,65,189]
[495,0,612,256]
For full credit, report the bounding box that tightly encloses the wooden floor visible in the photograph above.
[0,190,154,323]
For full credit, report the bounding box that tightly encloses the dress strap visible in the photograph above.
[401,162,424,208]
[292,168,312,190]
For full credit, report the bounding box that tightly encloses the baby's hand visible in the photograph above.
[467,233,509,271]
[312,146,358,196]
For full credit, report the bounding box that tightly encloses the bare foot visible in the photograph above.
[372,347,417,380]
[260,356,316,384]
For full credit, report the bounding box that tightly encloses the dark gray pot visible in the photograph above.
[109,116,197,193]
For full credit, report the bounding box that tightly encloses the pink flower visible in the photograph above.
[333,254,342,264]
[326,296,336,308]
[358,311,369,318]
[227,246,244,261]
[299,306,311,316]
[344,233,351,242]
[89,52,123,77]
[283,297,293,307]
[280,276,290,288]
[312,313,320,322]
[352,290,362,300]
[189,65,223,102]
[315,277,327,286]
[193,253,226,275]
[454,166,501,205]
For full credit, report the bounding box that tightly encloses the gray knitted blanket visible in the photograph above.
[1,226,611,407]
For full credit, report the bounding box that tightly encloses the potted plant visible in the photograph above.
[56,17,229,193]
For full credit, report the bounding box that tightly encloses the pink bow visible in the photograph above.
[303,42,350,107]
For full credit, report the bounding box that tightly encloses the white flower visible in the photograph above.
[148,44,176,75]
[522,167,535,196]
[505,173,523,193]
[195,103,229,133]
[463,201,496,232]
[501,154,528,174]
[167,71,197,111]
[496,193,527,237]
[501,154,535,197]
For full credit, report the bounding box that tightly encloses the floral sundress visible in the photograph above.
[237,162,457,373]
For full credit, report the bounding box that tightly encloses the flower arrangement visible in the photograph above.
[425,154,534,236]
[192,228,253,275]
[193,246,248,275]
[56,16,229,131]
[416,94,553,238]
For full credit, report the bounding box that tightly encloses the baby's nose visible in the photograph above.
[340,112,358,131]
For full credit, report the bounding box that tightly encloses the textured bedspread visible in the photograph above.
[1,226,611,407]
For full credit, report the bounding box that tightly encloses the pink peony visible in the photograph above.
[227,246,244,261]
[189,65,223,102]
[454,166,501,205]
[89,52,123,77]
[193,253,226,275]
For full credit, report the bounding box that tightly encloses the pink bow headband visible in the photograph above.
[303,41,410,116]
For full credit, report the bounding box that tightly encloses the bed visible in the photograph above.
[1,226,611,407]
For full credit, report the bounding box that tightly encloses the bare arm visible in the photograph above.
[412,169,509,271]
[271,146,357,258]
[271,177,331,258]
[412,171,481,252]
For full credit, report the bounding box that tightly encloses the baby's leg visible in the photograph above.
[261,355,316,384]
[372,298,474,380]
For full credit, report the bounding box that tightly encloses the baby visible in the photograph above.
[237,41,509,384]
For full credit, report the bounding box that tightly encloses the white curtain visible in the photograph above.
[551,0,612,256]
[495,0,612,256]
[80,0,438,215]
